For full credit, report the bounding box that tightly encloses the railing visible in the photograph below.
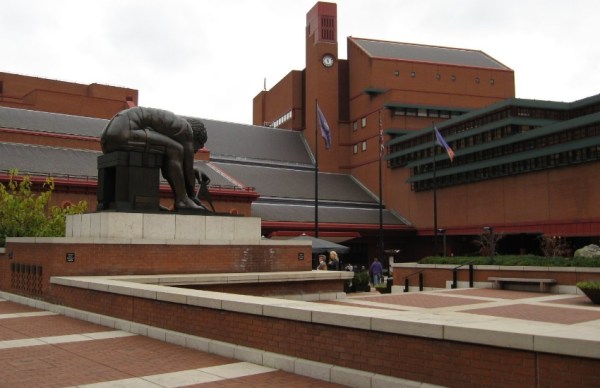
[451,262,474,289]
[403,269,425,292]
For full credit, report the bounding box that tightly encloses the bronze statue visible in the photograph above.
[101,107,208,211]
[195,169,215,212]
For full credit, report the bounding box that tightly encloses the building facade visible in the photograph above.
[1,2,599,263]
[254,2,600,257]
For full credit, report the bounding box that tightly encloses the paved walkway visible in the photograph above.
[0,298,342,388]
[333,288,600,325]
[2,288,599,387]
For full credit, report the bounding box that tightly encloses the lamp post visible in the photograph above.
[483,226,494,263]
[437,228,446,257]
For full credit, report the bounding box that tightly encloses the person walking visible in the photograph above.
[369,257,384,285]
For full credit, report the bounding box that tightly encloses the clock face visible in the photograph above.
[322,54,335,68]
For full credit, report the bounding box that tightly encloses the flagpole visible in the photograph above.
[314,99,319,239]
[432,123,438,256]
[378,110,384,262]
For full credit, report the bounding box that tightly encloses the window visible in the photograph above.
[362,141,367,151]
[353,121,358,131]
[361,117,367,128]
[353,144,358,154]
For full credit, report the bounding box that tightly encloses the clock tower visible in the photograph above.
[305,1,342,172]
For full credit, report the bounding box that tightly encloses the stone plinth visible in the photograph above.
[66,212,262,243]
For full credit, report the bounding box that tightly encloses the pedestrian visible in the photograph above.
[328,251,340,270]
[369,257,383,285]
[317,255,328,270]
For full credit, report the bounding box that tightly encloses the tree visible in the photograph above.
[539,235,570,258]
[0,170,87,246]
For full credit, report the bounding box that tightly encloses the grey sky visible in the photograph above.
[2,0,598,124]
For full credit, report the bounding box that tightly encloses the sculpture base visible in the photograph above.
[66,212,259,242]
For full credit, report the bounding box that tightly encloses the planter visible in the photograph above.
[579,288,600,304]
[577,280,600,304]
[375,286,391,294]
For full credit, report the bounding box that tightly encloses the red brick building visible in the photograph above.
[1,2,599,263]
[253,2,600,258]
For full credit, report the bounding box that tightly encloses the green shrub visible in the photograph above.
[0,170,87,246]
[576,280,600,290]
[418,255,600,267]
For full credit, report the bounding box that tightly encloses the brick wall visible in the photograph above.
[48,283,600,387]
[394,265,599,289]
[1,241,312,295]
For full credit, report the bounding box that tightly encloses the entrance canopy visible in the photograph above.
[289,234,350,254]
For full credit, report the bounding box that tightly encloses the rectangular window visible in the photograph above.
[353,144,358,154]
[361,117,367,127]
[417,108,427,117]
[320,16,336,42]
[353,121,358,131]
[362,141,367,151]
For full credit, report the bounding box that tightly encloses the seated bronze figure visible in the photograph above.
[101,107,208,211]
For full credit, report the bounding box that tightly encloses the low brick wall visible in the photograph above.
[46,282,600,387]
[0,239,312,297]
[393,263,600,291]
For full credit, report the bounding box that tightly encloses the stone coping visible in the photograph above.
[91,270,354,285]
[394,262,600,273]
[0,290,432,388]
[51,272,600,360]
[6,236,312,247]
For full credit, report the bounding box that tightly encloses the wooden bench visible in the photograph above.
[488,277,557,293]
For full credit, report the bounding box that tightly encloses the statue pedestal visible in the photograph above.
[97,151,163,212]
[66,212,262,242]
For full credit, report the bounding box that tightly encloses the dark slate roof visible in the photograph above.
[0,142,236,188]
[0,107,313,167]
[213,162,376,204]
[0,106,106,137]
[201,119,313,166]
[253,202,408,225]
[0,107,411,227]
[351,38,510,70]
[0,142,99,178]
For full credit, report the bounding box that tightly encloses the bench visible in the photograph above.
[488,277,557,293]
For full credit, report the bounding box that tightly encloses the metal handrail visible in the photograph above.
[451,261,474,289]
[403,269,425,292]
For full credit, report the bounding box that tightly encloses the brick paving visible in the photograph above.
[463,303,600,324]
[2,287,599,387]
[342,288,600,325]
[356,292,490,308]
[0,299,343,388]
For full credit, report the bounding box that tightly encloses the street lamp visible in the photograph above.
[483,226,494,263]
[437,228,446,257]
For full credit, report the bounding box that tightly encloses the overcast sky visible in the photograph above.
[2,0,598,124]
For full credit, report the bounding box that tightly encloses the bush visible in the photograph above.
[418,255,600,267]
[576,280,600,290]
[0,170,87,246]
[353,271,370,291]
